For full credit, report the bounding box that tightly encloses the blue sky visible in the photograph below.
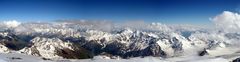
[0,0,240,25]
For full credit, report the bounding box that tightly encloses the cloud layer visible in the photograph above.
[212,11,240,33]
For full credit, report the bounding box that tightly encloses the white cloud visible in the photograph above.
[212,11,240,33]
[3,20,21,28]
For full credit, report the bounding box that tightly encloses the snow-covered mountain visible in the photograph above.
[19,37,92,59]
[1,11,240,62]
[0,20,238,60]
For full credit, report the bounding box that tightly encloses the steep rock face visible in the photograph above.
[55,46,93,59]
[19,37,92,59]
[233,57,240,62]
[0,31,29,50]
[143,44,166,57]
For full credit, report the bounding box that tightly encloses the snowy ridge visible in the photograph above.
[19,37,74,59]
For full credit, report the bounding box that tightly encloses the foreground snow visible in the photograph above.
[0,52,239,62]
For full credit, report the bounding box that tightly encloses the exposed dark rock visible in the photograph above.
[233,57,240,62]
[144,44,166,57]
[55,46,93,59]
[30,46,41,56]
[81,40,104,56]
[9,57,22,60]
[0,32,34,50]
[103,42,167,59]
[199,49,208,56]
[103,42,127,57]
[42,58,51,60]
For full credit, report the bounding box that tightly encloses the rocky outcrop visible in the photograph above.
[0,32,29,50]
[233,57,240,62]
